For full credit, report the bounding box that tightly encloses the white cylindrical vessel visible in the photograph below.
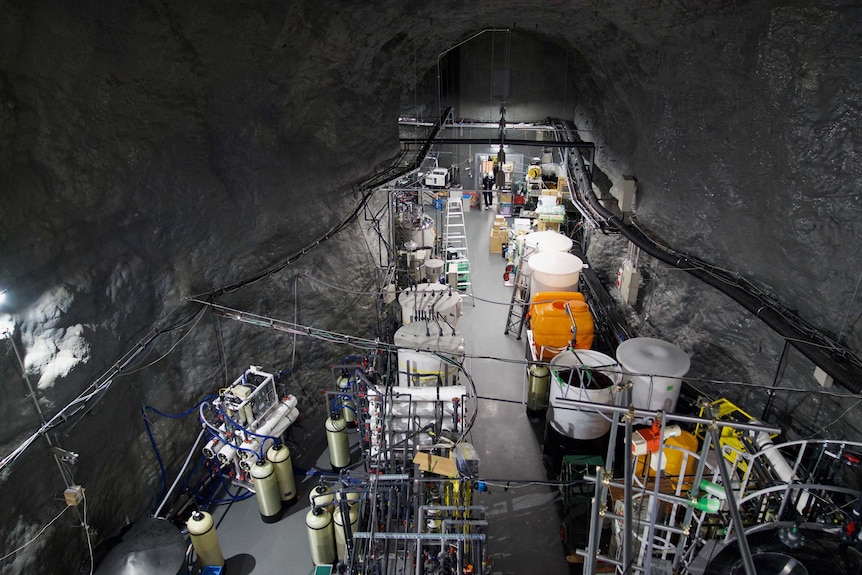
[523,230,573,255]
[398,283,462,326]
[425,258,445,283]
[326,417,350,470]
[251,459,282,524]
[616,337,690,413]
[266,443,297,506]
[528,252,585,294]
[333,505,359,561]
[306,506,336,566]
[548,350,621,440]
[397,213,436,250]
[187,511,224,567]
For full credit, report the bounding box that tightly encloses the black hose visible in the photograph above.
[570,152,862,394]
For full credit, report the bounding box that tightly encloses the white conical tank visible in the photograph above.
[548,350,621,440]
[528,252,584,294]
[616,337,690,413]
[398,283,462,326]
[523,230,573,254]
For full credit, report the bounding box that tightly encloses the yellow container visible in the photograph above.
[530,293,594,360]
[635,430,699,479]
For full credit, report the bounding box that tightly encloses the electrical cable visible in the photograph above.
[115,308,206,377]
[0,505,70,562]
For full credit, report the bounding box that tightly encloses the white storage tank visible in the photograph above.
[398,283,462,326]
[523,230,573,254]
[394,321,465,387]
[616,337,690,413]
[396,212,436,250]
[548,350,621,440]
[528,252,585,294]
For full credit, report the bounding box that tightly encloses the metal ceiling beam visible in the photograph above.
[399,137,595,150]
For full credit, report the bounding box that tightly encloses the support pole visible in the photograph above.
[708,424,757,575]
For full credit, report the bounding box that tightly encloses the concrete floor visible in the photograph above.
[209,197,576,575]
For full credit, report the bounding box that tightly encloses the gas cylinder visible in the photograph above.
[337,377,358,428]
[333,504,359,561]
[266,443,297,507]
[251,459,282,523]
[306,506,336,566]
[309,483,334,509]
[527,364,550,419]
[187,511,224,567]
[325,416,350,470]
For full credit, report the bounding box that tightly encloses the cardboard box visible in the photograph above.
[489,229,507,254]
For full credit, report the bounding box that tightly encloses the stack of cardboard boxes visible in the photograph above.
[489,216,508,254]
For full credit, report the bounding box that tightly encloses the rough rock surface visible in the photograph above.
[0,1,860,572]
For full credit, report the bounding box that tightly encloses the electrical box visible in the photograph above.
[618,264,641,306]
[617,177,636,214]
[813,366,834,388]
[453,442,480,478]
[64,485,84,506]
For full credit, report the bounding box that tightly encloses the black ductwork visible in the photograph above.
[568,152,862,394]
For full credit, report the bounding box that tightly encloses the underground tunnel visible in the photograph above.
[1,1,861,574]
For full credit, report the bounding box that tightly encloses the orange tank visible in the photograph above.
[530,292,594,360]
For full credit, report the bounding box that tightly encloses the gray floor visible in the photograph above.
[458,201,570,575]
[210,198,572,575]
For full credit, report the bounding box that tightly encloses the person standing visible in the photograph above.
[482,173,494,210]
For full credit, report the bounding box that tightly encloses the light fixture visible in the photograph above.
[0,289,6,304]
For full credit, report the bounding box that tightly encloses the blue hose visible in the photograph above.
[213,404,279,458]
[330,394,359,416]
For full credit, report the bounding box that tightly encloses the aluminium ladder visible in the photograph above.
[504,243,538,339]
[503,258,532,339]
[442,197,474,305]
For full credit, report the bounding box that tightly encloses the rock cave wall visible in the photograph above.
[0,1,859,573]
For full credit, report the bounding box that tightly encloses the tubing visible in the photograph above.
[570,150,862,392]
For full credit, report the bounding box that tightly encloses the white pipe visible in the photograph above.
[154,428,206,518]
[755,431,810,514]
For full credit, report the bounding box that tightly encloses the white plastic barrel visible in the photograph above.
[548,350,621,440]
[616,337,690,413]
[398,283,462,326]
[528,252,584,294]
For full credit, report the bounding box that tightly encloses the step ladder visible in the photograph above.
[442,198,474,305]
[503,245,537,339]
